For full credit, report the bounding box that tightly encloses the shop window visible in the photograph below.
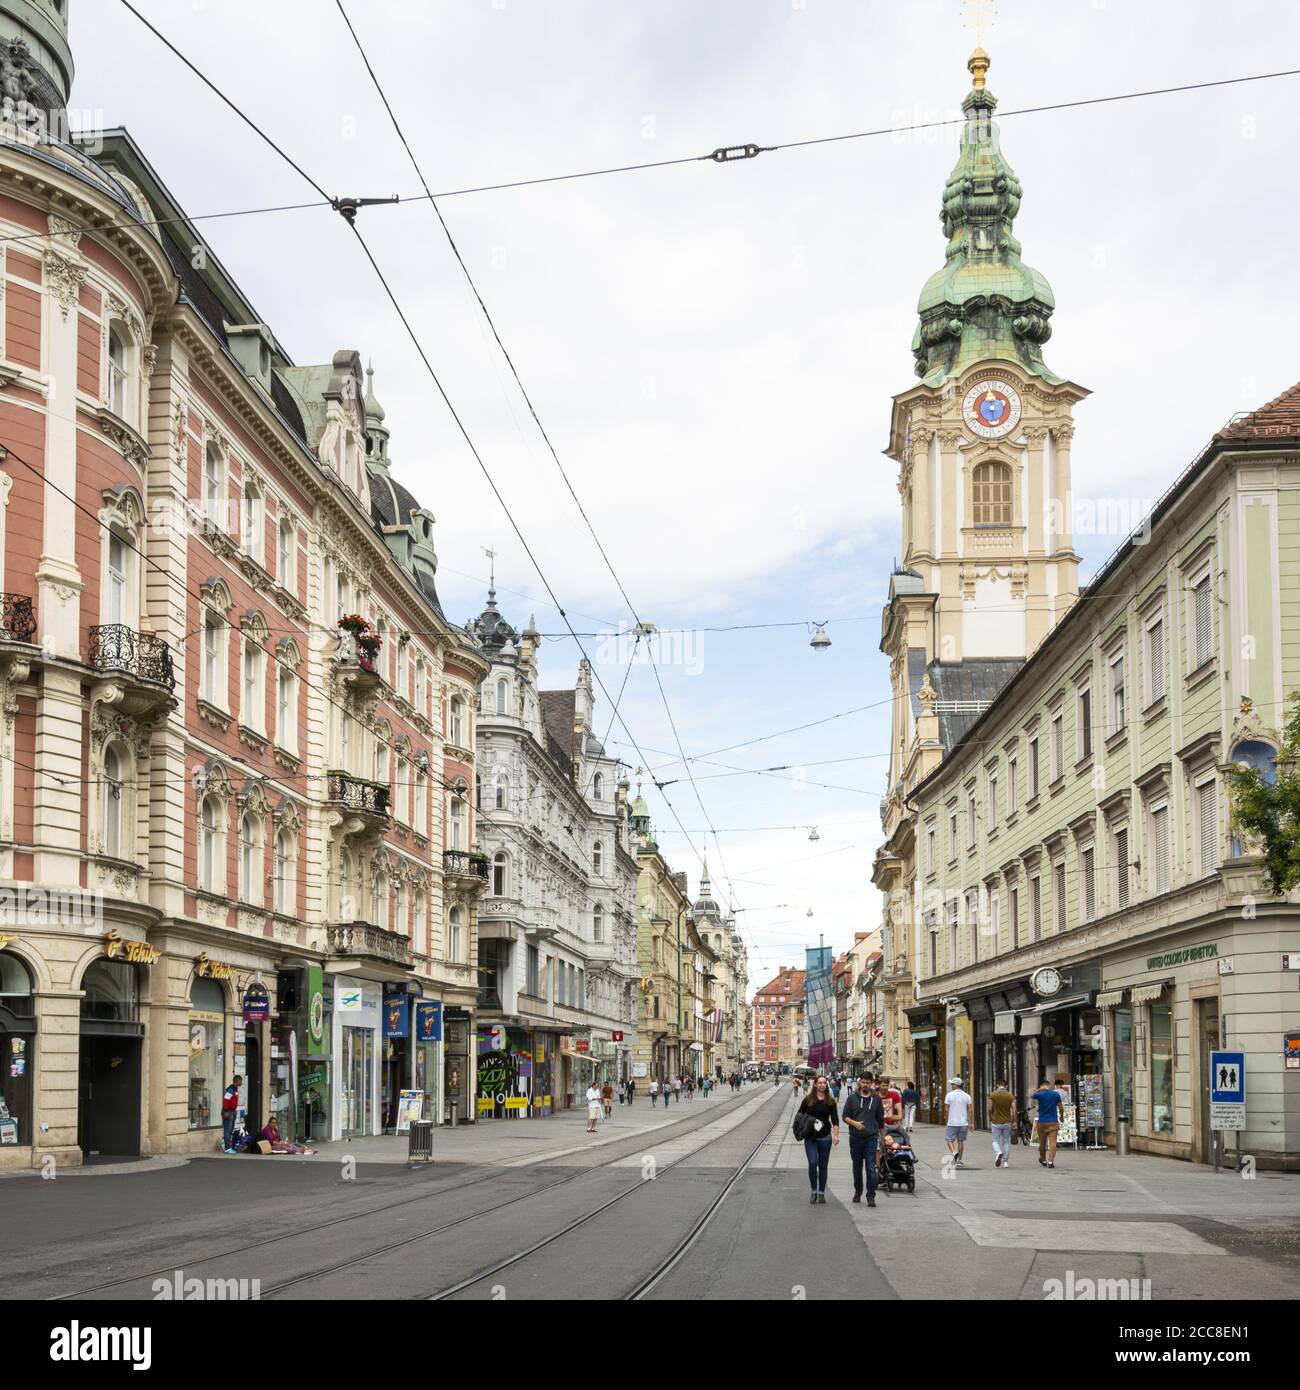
[1113,1008,1133,1122]
[0,952,34,1147]
[188,977,225,1131]
[1149,1002,1174,1133]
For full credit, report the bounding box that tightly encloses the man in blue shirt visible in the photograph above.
[1032,1079,1065,1168]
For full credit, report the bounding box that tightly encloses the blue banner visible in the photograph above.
[415,1000,443,1043]
[805,946,835,1070]
[383,995,410,1039]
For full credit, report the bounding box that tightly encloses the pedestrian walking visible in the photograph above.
[650,1079,659,1107]
[626,1078,636,1106]
[1031,1078,1064,1168]
[221,1074,242,1153]
[943,1076,973,1168]
[601,1080,614,1118]
[586,1082,603,1132]
[989,1078,1014,1167]
[796,1074,840,1204]
[842,1074,886,1207]
[900,1080,920,1132]
[877,1076,903,1128]
[673,1076,682,1103]
[686,1076,694,1101]
[702,1075,710,1098]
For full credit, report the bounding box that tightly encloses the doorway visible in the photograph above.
[77,1035,142,1159]
[1196,997,1221,1164]
[243,1031,262,1137]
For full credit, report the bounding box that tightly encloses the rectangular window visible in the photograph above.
[1028,736,1040,800]
[1197,779,1218,875]
[1192,573,1213,668]
[1010,885,1020,949]
[1150,803,1170,895]
[277,668,295,748]
[1081,845,1095,920]
[1051,715,1064,782]
[949,807,958,862]
[966,889,979,962]
[1114,826,1129,909]
[946,900,958,971]
[926,824,936,875]
[1007,756,1018,816]
[987,770,998,831]
[526,945,539,996]
[988,889,1000,953]
[202,615,220,703]
[967,790,976,848]
[1110,655,1125,733]
[1078,687,1092,760]
[1054,861,1067,932]
[1147,616,1165,703]
[1030,876,1042,941]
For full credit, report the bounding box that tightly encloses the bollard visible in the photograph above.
[1115,1114,1130,1157]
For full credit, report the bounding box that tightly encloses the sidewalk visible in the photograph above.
[195,1080,764,1168]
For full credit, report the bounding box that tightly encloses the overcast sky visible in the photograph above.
[71,0,1300,984]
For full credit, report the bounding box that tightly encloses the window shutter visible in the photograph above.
[1082,847,1095,920]
[1194,577,1212,667]
[1152,806,1169,894]
[1115,828,1129,909]
[1199,781,1218,873]
[1149,620,1164,701]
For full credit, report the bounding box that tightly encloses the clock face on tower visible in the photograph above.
[962,379,1023,439]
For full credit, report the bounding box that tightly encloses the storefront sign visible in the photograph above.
[335,984,363,1013]
[384,996,410,1039]
[575,1039,590,1053]
[415,1001,442,1043]
[104,931,160,966]
[1283,954,1300,971]
[1285,1032,1300,1069]
[611,1030,623,1042]
[395,1090,424,1132]
[306,965,325,1054]
[194,953,235,980]
[298,1065,327,1094]
[1145,943,1218,970]
[241,983,271,1022]
[1217,957,1234,975]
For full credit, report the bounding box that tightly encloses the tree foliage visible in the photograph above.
[1227,697,1300,895]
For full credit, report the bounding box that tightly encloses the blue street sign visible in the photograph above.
[1210,1051,1245,1103]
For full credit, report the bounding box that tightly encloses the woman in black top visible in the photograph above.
[798,1075,840,1204]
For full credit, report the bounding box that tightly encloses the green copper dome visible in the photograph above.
[912,51,1061,388]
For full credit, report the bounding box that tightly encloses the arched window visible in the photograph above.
[375,729,390,787]
[972,462,1013,526]
[242,480,263,562]
[448,905,463,962]
[242,640,264,732]
[339,848,353,920]
[108,326,128,418]
[375,872,389,929]
[396,639,408,696]
[496,678,509,715]
[276,667,296,749]
[81,958,139,1023]
[273,827,294,914]
[202,610,224,704]
[592,840,603,875]
[101,743,125,859]
[238,812,261,904]
[475,771,482,810]
[449,696,465,747]
[450,795,466,850]
[415,661,426,713]
[492,851,508,897]
[413,885,426,946]
[495,773,507,811]
[200,794,221,892]
[394,879,405,936]
[415,763,428,835]
[593,773,604,801]
[593,902,604,942]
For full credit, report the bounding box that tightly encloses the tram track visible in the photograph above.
[48,1085,776,1301]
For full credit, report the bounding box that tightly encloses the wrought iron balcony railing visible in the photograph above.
[444,849,490,882]
[326,772,390,820]
[89,624,176,689]
[0,593,36,643]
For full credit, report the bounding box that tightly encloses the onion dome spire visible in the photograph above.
[911,50,1060,388]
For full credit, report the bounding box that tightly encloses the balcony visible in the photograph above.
[326,921,414,974]
[444,849,490,888]
[334,627,383,694]
[326,771,391,827]
[89,623,176,715]
[0,593,36,644]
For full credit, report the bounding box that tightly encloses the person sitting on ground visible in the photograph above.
[258,1119,316,1155]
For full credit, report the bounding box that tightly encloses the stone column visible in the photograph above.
[1051,422,1075,555]
[908,427,934,564]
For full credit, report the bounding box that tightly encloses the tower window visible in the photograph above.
[972,462,1012,526]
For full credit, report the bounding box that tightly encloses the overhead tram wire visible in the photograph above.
[114,2,739,933]
[333,2,756,932]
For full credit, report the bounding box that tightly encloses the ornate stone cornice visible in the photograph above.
[43,248,86,319]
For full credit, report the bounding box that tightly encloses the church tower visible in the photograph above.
[881,49,1085,800]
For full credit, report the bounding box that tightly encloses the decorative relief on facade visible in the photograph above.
[46,213,82,249]
[43,250,87,319]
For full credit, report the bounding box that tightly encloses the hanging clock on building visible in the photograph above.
[962,379,1023,439]
[1030,965,1064,998]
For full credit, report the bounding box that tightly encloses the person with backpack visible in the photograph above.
[795,1074,840,1204]
[650,1078,660,1107]
[221,1074,242,1154]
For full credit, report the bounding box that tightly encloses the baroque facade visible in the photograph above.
[468,591,639,1115]
[0,1,491,1167]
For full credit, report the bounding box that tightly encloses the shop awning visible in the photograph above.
[1018,1014,1042,1037]
[1096,989,1125,1009]
[1130,980,1172,1005]
[994,1010,1017,1036]
[1029,993,1093,1014]
[688,1042,704,1052]
[910,1028,938,1041]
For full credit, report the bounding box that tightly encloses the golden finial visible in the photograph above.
[968,47,990,91]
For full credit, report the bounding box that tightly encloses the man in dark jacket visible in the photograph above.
[843,1075,887,1206]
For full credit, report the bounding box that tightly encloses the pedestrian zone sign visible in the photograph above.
[1210,1051,1244,1103]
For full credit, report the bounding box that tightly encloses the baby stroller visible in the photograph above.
[879,1124,917,1194]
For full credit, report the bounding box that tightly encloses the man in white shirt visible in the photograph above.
[586,1083,603,1133]
[943,1076,973,1168]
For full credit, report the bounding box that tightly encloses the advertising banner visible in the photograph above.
[805,946,834,1070]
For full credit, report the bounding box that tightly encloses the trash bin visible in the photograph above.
[407,1118,434,1163]
[1115,1115,1129,1157]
